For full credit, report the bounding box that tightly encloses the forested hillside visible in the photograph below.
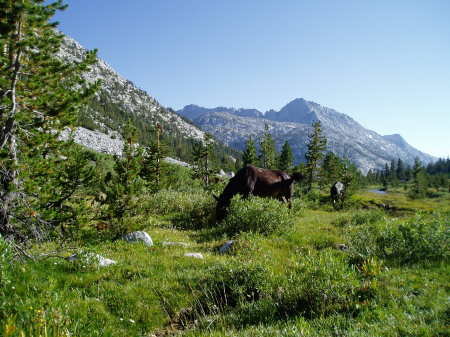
[59,36,239,170]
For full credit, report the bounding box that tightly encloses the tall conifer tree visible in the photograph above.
[259,124,277,169]
[320,151,343,187]
[410,157,427,198]
[0,0,97,238]
[305,121,327,191]
[242,136,258,167]
[192,133,215,187]
[278,140,294,171]
[396,158,405,181]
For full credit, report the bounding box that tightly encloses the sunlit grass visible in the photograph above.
[1,187,449,336]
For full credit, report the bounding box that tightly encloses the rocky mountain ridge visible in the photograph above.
[59,36,205,141]
[177,99,435,173]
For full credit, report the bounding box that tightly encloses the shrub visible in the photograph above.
[175,260,273,328]
[145,189,216,229]
[277,250,361,318]
[221,196,294,235]
[347,213,449,264]
[205,251,364,329]
[198,261,272,310]
[303,189,322,209]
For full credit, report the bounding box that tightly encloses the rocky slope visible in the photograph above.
[57,36,240,169]
[178,99,435,173]
[58,36,205,141]
[60,126,192,167]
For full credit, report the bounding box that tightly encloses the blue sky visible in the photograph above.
[54,0,450,158]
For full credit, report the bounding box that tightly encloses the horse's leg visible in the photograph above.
[280,195,292,209]
[243,175,255,198]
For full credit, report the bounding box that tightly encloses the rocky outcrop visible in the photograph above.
[61,126,192,168]
[60,127,123,156]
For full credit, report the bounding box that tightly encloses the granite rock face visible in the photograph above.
[60,126,191,169]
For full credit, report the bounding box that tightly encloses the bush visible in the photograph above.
[174,260,273,329]
[277,250,361,318]
[221,196,294,235]
[347,213,449,264]
[192,250,363,329]
[145,189,216,229]
[198,261,272,310]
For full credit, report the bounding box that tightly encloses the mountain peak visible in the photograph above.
[265,97,318,124]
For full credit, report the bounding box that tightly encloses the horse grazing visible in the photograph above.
[214,165,304,220]
[330,181,345,209]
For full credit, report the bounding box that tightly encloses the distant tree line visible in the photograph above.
[366,157,449,198]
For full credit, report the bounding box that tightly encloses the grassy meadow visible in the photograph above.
[1,167,449,337]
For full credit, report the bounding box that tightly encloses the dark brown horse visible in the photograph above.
[214,165,304,220]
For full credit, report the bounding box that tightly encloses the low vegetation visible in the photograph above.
[1,166,448,336]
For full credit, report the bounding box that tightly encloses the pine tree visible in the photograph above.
[409,157,428,199]
[320,151,343,188]
[101,121,145,235]
[341,159,364,197]
[389,159,399,186]
[0,0,97,239]
[24,141,97,238]
[305,121,327,191]
[381,163,390,191]
[192,133,215,187]
[259,124,277,169]
[141,123,166,192]
[278,140,294,171]
[242,136,258,167]
[396,158,405,181]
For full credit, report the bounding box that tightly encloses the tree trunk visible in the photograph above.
[0,16,22,237]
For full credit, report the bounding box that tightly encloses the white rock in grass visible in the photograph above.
[162,241,189,247]
[66,253,116,267]
[184,253,204,259]
[121,231,153,246]
[219,240,235,254]
[96,255,117,267]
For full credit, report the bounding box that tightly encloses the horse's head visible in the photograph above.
[291,172,304,182]
[213,194,229,221]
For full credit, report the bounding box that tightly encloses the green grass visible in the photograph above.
[1,188,449,337]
